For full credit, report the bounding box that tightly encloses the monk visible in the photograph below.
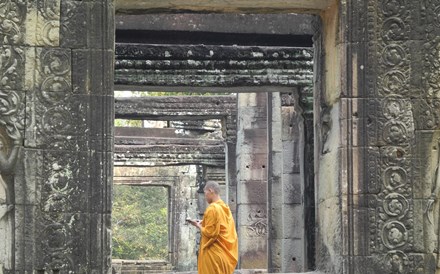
[188,181,238,274]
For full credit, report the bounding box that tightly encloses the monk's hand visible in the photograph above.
[195,220,202,229]
[186,218,200,228]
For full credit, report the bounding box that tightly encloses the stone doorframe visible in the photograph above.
[112,176,176,266]
[114,33,315,271]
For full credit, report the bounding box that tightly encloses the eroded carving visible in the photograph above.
[381,221,408,249]
[382,44,406,66]
[383,193,409,219]
[381,71,406,94]
[0,0,25,44]
[372,2,414,271]
[37,49,71,106]
[383,121,408,144]
[246,209,267,237]
[380,146,407,166]
[383,167,407,192]
[0,46,24,90]
[382,18,406,41]
[36,0,60,46]
[381,97,408,119]
[381,0,404,16]
[0,128,21,271]
[385,250,409,274]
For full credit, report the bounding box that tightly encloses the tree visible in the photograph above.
[112,185,169,260]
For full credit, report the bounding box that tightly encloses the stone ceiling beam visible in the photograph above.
[115,0,333,14]
[115,95,237,120]
[116,14,315,36]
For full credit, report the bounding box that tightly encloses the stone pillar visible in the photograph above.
[0,1,114,272]
[317,0,440,273]
[268,91,307,273]
[281,91,306,272]
[267,92,283,272]
[236,93,268,269]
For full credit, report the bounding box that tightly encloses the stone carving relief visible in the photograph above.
[423,38,440,98]
[0,46,24,91]
[35,0,60,46]
[38,48,71,106]
[0,0,26,44]
[0,128,21,271]
[36,151,83,271]
[425,140,440,268]
[384,250,409,273]
[370,0,415,272]
[246,209,267,237]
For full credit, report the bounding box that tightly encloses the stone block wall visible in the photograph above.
[0,1,114,273]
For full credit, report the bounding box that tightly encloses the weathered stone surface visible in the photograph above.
[114,137,225,167]
[115,44,313,88]
[116,14,315,36]
[115,0,333,14]
[237,93,268,269]
[115,95,236,119]
[0,0,114,272]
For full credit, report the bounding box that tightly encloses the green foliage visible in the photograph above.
[112,185,169,260]
[114,119,143,127]
[134,91,227,96]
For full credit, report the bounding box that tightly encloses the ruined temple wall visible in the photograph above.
[0,1,115,273]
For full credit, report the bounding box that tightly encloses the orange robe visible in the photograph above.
[198,199,238,274]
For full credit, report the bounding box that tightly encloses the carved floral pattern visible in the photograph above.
[0,47,24,141]
[36,0,60,46]
[381,221,408,249]
[383,121,408,144]
[0,46,24,90]
[369,0,414,271]
[381,0,405,17]
[383,167,407,191]
[385,250,409,273]
[381,71,406,95]
[37,49,71,106]
[0,0,25,44]
[383,193,409,219]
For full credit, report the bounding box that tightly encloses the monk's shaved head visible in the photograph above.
[204,181,221,195]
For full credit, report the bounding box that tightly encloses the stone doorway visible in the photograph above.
[113,13,317,273]
[5,0,438,273]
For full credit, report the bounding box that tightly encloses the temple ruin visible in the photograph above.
[1,0,440,273]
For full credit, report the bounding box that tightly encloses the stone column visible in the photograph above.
[0,1,114,272]
[281,91,306,272]
[267,92,283,273]
[317,0,440,273]
[236,92,268,269]
[268,91,307,273]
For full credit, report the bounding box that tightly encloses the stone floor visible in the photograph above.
[112,260,323,274]
[128,271,323,274]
